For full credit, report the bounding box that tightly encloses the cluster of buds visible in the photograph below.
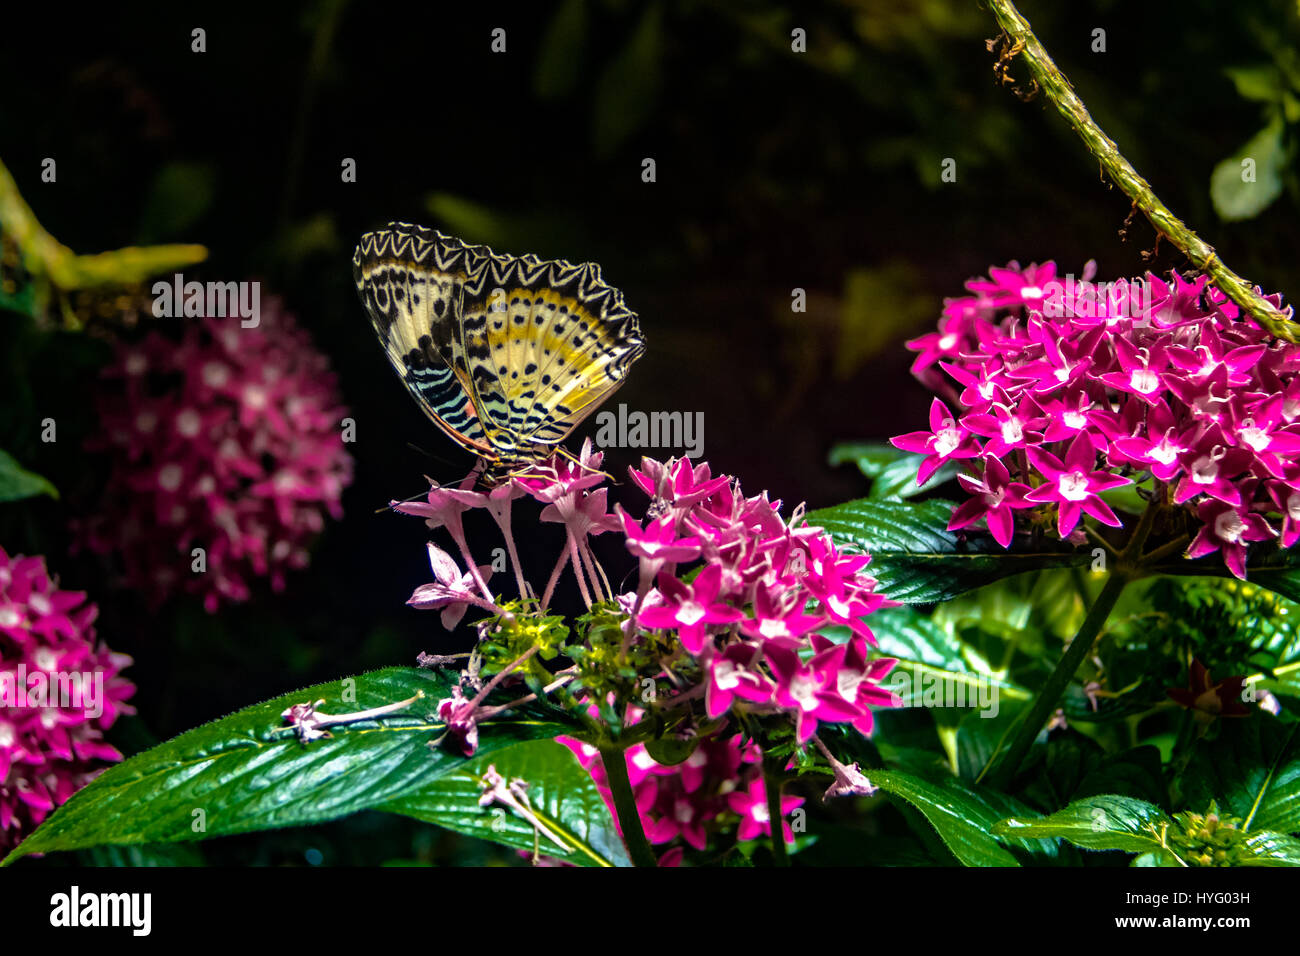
[898,261,1300,577]
[78,299,354,610]
[1165,803,1249,867]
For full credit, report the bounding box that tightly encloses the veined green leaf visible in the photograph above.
[2,667,567,865]
[381,738,630,867]
[993,794,1172,854]
[808,497,1089,604]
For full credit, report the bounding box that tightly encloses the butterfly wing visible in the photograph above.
[352,226,494,459]
[455,244,646,462]
[354,223,645,467]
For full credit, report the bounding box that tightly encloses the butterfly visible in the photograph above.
[352,222,645,475]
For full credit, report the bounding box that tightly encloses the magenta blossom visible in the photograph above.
[891,399,983,483]
[639,564,744,654]
[948,456,1032,547]
[406,543,494,630]
[1186,496,1276,580]
[896,260,1300,579]
[1025,435,1130,537]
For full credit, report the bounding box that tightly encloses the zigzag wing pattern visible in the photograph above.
[352,227,489,454]
[353,222,645,468]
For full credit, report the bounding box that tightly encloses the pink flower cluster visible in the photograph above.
[399,448,900,857]
[399,446,902,748]
[0,548,134,851]
[561,733,802,864]
[79,299,354,610]
[897,261,1300,578]
[623,457,901,742]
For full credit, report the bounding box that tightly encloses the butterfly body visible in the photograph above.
[353,223,645,474]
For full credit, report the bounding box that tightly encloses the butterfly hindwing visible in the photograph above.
[354,223,645,468]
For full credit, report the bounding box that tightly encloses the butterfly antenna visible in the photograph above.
[556,444,618,484]
[406,441,465,473]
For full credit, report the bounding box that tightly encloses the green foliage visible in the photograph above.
[808,497,1090,603]
[1177,715,1300,834]
[871,768,1056,866]
[0,448,57,501]
[1,668,569,866]
[827,441,957,499]
[380,739,630,867]
[996,795,1300,866]
[1211,115,1290,221]
[994,794,1174,855]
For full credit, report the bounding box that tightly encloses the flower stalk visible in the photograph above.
[598,746,659,867]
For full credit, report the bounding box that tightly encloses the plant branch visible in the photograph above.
[599,746,659,867]
[985,0,1300,342]
[985,568,1130,789]
[762,748,790,867]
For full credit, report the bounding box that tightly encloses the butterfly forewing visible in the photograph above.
[353,222,645,468]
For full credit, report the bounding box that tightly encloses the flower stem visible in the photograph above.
[468,645,539,710]
[985,568,1130,790]
[984,0,1300,343]
[762,749,790,867]
[567,531,594,609]
[540,548,569,611]
[599,746,658,867]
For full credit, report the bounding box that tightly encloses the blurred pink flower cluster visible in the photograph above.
[0,548,134,851]
[79,300,354,610]
[898,261,1299,577]
[561,732,802,865]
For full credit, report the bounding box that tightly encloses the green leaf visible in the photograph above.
[591,2,663,156]
[1131,849,1181,866]
[870,768,1054,866]
[1178,715,1300,834]
[533,0,588,99]
[1239,830,1300,865]
[828,441,905,476]
[993,794,1173,854]
[0,448,58,501]
[858,605,1027,711]
[1224,64,1285,103]
[827,442,955,498]
[137,162,216,242]
[78,843,206,867]
[808,497,1088,604]
[381,739,630,867]
[873,458,956,500]
[2,667,567,865]
[1210,116,1289,221]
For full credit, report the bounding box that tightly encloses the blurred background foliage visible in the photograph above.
[2,0,1299,864]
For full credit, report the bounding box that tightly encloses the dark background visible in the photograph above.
[2,0,1297,863]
